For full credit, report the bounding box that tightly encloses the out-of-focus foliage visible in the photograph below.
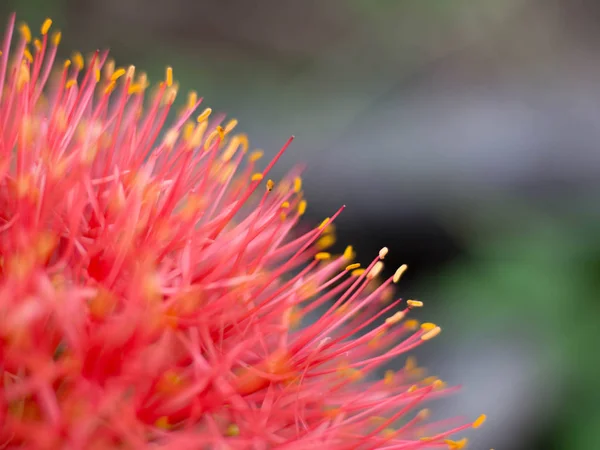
[433,202,600,449]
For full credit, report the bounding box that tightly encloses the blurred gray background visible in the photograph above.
[4,1,600,448]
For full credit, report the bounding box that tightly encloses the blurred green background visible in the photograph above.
[3,0,600,448]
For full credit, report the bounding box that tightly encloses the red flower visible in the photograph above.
[0,14,485,449]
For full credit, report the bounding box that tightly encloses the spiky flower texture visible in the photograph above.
[0,15,485,450]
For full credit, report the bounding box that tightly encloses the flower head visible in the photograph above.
[0,14,485,449]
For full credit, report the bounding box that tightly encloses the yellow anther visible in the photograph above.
[17,65,29,89]
[225,423,240,437]
[345,263,360,271]
[197,108,212,123]
[281,201,290,209]
[393,264,407,283]
[203,126,224,151]
[111,68,126,81]
[162,129,179,148]
[182,122,194,143]
[23,49,33,63]
[404,319,419,330]
[417,408,430,420]
[19,23,32,43]
[41,18,52,35]
[379,247,389,259]
[351,268,366,277]
[384,370,395,386]
[104,81,116,94]
[343,245,354,260]
[94,69,100,82]
[382,428,396,439]
[266,179,275,191]
[297,200,307,216]
[433,379,446,390]
[315,252,331,261]
[445,438,468,450]
[63,59,71,69]
[224,119,238,134]
[318,217,330,229]
[237,134,249,153]
[422,376,438,385]
[472,414,487,429]
[299,281,318,300]
[293,176,302,193]
[367,261,384,279]
[165,67,173,87]
[164,83,179,105]
[186,122,206,148]
[420,322,436,331]
[408,385,419,393]
[128,83,144,95]
[249,150,263,162]
[316,234,336,250]
[405,356,417,371]
[421,326,441,341]
[407,299,423,308]
[369,416,388,425]
[126,65,136,81]
[155,416,170,430]
[323,407,341,419]
[72,52,84,70]
[339,367,363,381]
[385,311,405,325]
[221,137,239,162]
[65,79,77,89]
[51,31,62,46]
[187,90,198,109]
[33,39,42,52]
[285,306,302,329]
[251,173,264,182]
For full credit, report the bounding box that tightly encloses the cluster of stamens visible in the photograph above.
[0,15,486,449]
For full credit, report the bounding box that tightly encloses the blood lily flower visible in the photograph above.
[0,14,486,449]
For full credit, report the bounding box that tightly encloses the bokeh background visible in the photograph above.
[3,1,600,448]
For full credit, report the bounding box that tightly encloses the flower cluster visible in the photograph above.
[0,14,485,449]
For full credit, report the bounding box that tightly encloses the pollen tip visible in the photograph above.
[166,66,174,87]
[314,252,331,261]
[249,150,264,162]
[384,311,405,325]
[19,22,32,43]
[298,200,307,216]
[472,414,487,429]
[197,108,212,123]
[407,299,423,308]
[393,264,408,283]
[421,326,441,341]
[51,30,62,46]
[41,18,52,35]
[343,245,354,260]
[293,176,302,193]
[345,263,360,271]
[225,423,240,436]
[367,261,384,279]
